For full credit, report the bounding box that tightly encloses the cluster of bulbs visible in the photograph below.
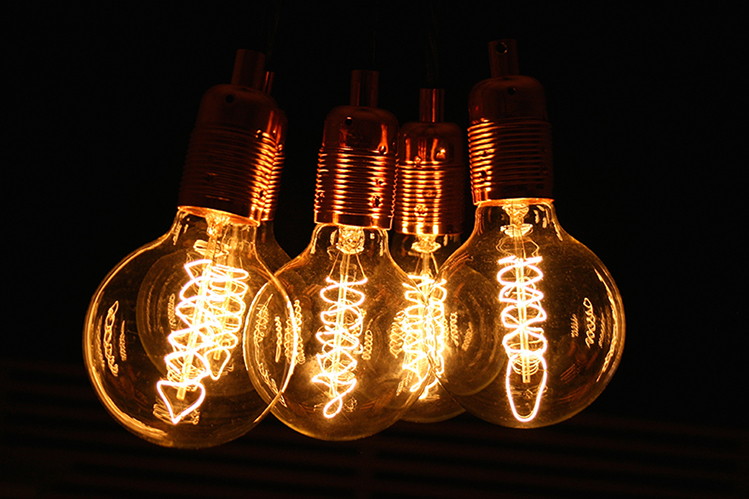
[84,40,625,448]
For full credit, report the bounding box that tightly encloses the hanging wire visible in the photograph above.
[423,0,442,88]
[262,0,284,67]
[368,3,379,69]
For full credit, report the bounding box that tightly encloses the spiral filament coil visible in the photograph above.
[313,271,368,419]
[400,274,449,400]
[497,204,549,422]
[155,258,250,424]
[395,277,433,395]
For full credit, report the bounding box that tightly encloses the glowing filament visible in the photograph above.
[398,274,449,399]
[103,301,120,376]
[421,277,449,398]
[313,273,367,419]
[398,277,431,394]
[498,253,548,422]
[156,259,250,424]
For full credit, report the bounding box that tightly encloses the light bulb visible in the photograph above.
[390,88,465,423]
[436,40,625,428]
[83,50,295,448]
[245,70,425,440]
[255,220,290,273]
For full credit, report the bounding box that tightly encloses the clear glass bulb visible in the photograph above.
[256,220,290,272]
[390,232,465,423]
[246,224,426,440]
[437,198,625,428]
[83,207,294,448]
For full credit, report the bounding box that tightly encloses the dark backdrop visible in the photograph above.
[4,1,746,496]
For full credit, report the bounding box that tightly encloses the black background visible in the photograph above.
[5,0,746,455]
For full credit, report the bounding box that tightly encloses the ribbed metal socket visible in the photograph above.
[257,69,287,222]
[467,39,553,202]
[258,145,285,222]
[314,70,398,229]
[394,89,465,235]
[315,146,397,229]
[178,81,285,221]
[468,119,552,202]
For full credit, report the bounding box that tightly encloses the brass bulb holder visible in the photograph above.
[314,70,399,229]
[178,50,287,222]
[467,39,553,203]
[258,138,285,222]
[257,70,286,223]
[394,88,465,236]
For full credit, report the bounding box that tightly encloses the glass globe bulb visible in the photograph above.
[83,207,294,448]
[246,224,426,440]
[390,232,464,423]
[389,86,468,424]
[437,198,625,428]
[256,220,290,272]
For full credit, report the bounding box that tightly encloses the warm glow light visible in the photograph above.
[155,255,250,424]
[313,271,368,419]
[394,277,432,396]
[103,301,120,377]
[497,204,548,422]
[438,199,625,428]
[85,207,295,448]
[244,70,423,440]
[397,273,449,400]
[420,276,449,399]
[407,237,451,401]
[83,49,295,448]
[247,223,422,440]
[391,232,464,423]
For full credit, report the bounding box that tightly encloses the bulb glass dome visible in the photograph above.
[437,198,624,428]
[84,207,294,448]
[246,224,426,440]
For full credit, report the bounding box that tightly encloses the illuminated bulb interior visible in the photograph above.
[401,273,449,400]
[395,235,449,400]
[155,215,250,425]
[312,226,368,419]
[497,203,548,422]
[420,276,449,400]
[397,277,431,395]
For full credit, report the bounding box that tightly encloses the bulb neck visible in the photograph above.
[256,219,277,240]
[472,198,559,237]
[310,223,392,258]
[169,207,261,262]
[177,205,257,226]
[390,232,462,276]
[255,220,291,272]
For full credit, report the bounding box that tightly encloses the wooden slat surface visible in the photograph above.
[1,359,746,498]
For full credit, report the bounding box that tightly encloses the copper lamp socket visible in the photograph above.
[467,39,553,203]
[178,50,287,222]
[314,70,399,229]
[257,126,285,222]
[257,70,286,223]
[394,88,465,236]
